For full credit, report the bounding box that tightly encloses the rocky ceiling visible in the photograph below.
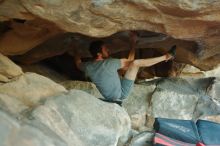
[0,0,220,71]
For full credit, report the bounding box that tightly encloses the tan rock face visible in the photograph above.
[8,0,220,39]
[0,53,23,82]
[1,0,220,38]
[0,20,62,55]
[0,0,34,21]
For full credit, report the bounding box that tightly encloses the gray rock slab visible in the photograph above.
[149,78,200,120]
[151,88,198,120]
[0,110,66,146]
[150,77,220,120]
[31,89,131,146]
[61,80,156,131]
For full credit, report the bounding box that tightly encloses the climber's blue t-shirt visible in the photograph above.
[80,58,122,100]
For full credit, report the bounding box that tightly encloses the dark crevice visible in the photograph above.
[40,53,87,81]
[0,21,11,35]
[13,18,26,23]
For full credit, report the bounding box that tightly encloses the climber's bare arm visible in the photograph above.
[127,31,137,61]
[119,31,137,72]
[120,58,132,69]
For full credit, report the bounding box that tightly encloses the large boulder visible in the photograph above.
[31,89,131,146]
[0,110,66,146]
[0,72,66,107]
[0,84,131,146]
[150,78,200,120]
[151,87,199,120]
[149,77,220,121]
[61,80,156,131]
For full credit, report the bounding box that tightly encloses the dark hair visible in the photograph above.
[89,40,104,58]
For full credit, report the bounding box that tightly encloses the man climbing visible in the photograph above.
[74,33,176,104]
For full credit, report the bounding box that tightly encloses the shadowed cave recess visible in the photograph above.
[0,1,220,145]
[0,19,204,82]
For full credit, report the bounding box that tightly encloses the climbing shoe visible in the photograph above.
[99,98,122,106]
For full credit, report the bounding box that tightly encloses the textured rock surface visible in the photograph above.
[61,80,104,99]
[151,88,199,120]
[0,93,28,116]
[0,20,62,55]
[129,131,154,146]
[0,72,66,107]
[0,110,66,146]
[31,89,131,146]
[150,77,220,120]
[0,53,23,82]
[7,0,220,40]
[0,0,34,21]
[123,84,156,131]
